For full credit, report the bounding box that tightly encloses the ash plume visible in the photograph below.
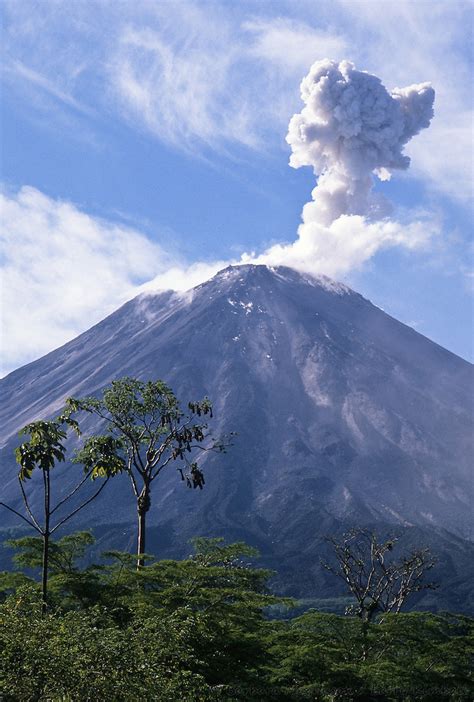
[287,59,435,225]
[144,60,437,292]
[251,59,437,277]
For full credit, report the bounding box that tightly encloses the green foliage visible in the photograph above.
[6,531,95,573]
[80,537,288,689]
[14,414,80,482]
[0,532,104,610]
[0,570,34,602]
[67,377,219,486]
[67,377,214,455]
[73,435,126,479]
[0,587,215,701]
[2,409,121,612]
[265,610,474,701]
[1,532,472,701]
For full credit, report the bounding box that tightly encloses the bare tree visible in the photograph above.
[324,528,437,623]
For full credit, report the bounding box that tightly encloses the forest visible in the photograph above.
[0,533,473,701]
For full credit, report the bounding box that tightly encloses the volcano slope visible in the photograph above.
[1,265,473,611]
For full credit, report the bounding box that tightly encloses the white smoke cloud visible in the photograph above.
[286,59,434,225]
[249,59,437,275]
[115,61,439,291]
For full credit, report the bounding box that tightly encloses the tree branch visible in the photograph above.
[50,478,109,534]
[0,502,42,533]
[50,469,93,515]
[18,477,42,532]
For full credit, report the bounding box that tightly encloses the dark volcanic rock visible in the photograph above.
[1,265,473,608]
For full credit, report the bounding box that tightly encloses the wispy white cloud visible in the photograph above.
[0,0,345,154]
[3,60,95,118]
[139,260,229,295]
[407,114,473,205]
[106,7,347,153]
[110,23,259,152]
[243,17,347,72]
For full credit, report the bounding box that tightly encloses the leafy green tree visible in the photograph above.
[266,611,367,699]
[360,612,474,700]
[0,569,33,603]
[0,413,122,612]
[68,378,225,567]
[87,537,288,689]
[266,610,474,701]
[5,531,95,575]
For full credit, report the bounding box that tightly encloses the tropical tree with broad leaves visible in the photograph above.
[0,412,122,612]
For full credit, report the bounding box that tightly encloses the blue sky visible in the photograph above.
[1,0,472,375]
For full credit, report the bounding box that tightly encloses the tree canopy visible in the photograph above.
[0,533,472,702]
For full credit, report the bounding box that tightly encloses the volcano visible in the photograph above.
[1,265,472,610]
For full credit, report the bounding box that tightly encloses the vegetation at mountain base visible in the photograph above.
[0,533,472,702]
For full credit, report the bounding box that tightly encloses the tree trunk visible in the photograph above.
[360,605,376,661]
[41,468,51,615]
[136,484,151,569]
[41,530,49,615]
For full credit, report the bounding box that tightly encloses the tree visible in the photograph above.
[324,528,437,623]
[92,537,286,690]
[67,377,225,568]
[0,413,122,612]
[266,610,474,700]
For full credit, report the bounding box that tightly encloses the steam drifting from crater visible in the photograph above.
[252,59,436,275]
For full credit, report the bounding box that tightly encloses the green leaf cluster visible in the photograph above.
[15,418,75,481]
[0,533,472,702]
